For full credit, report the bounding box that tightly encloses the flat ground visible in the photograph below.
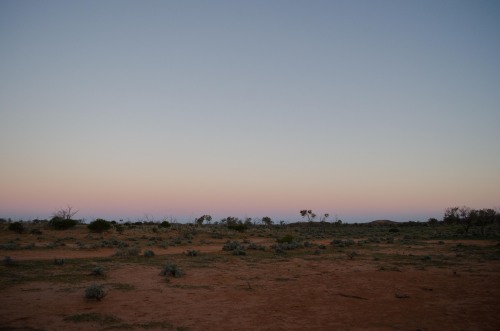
[1,222,499,330]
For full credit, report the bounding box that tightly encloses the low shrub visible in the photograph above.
[222,240,244,251]
[276,234,295,244]
[114,246,140,257]
[331,239,355,247]
[114,224,125,234]
[227,223,247,232]
[232,248,246,256]
[160,263,184,278]
[54,258,65,265]
[88,219,111,233]
[143,250,155,257]
[0,243,18,250]
[91,266,106,276]
[184,249,199,256]
[30,228,42,235]
[247,242,266,251]
[272,241,303,252]
[8,222,24,234]
[347,251,358,260]
[85,284,106,300]
[49,217,78,230]
[159,221,171,228]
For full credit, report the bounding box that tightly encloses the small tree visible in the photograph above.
[53,206,78,220]
[444,206,473,233]
[300,210,316,221]
[471,208,497,236]
[262,216,273,226]
[222,217,247,232]
[49,206,79,230]
[195,215,212,226]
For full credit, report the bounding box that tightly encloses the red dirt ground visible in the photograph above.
[2,242,500,331]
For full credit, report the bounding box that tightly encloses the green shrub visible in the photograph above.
[30,228,42,235]
[347,251,358,259]
[0,243,18,250]
[160,221,171,228]
[160,263,184,278]
[49,217,78,230]
[227,223,247,232]
[276,234,295,244]
[272,241,303,252]
[232,248,246,256]
[54,258,65,265]
[88,219,111,233]
[222,240,244,251]
[85,284,106,300]
[247,242,266,251]
[184,249,199,256]
[143,250,155,257]
[8,222,24,233]
[331,239,355,247]
[91,266,106,276]
[114,246,140,257]
[114,224,125,234]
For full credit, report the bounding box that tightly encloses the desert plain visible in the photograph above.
[1,220,499,331]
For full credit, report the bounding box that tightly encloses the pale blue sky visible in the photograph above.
[1,0,499,222]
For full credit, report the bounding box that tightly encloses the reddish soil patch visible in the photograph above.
[2,246,500,330]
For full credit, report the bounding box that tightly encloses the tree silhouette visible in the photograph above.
[300,210,316,221]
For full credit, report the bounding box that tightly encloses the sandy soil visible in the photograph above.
[1,234,499,331]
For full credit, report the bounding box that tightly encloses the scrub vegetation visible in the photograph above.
[1,207,499,330]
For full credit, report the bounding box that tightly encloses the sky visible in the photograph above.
[1,0,499,223]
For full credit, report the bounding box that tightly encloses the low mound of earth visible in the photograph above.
[368,220,398,225]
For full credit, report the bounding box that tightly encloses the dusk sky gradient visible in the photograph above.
[1,0,499,222]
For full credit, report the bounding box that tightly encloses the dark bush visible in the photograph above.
[143,250,155,257]
[114,247,140,257]
[160,221,171,228]
[160,263,184,278]
[8,222,24,233]
[49,217,78,230]
[91,266,106,276]
[227,223,247,232]
[88,219,111,233]
[54,258,65,265]
[184,249,199,256]
[85,284,106,300]
[222,240,243,251]
[276,234,295,244]
[30,228,42,235]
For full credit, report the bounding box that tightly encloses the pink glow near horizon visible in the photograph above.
[1,1,499,222]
